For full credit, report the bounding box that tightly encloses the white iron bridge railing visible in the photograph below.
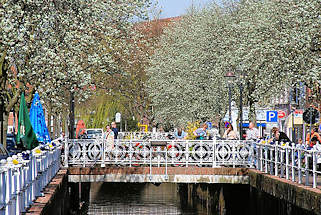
[0,139,62,215]
[64,139,253,168]
[65,138,321,188]
[255,141,321,189]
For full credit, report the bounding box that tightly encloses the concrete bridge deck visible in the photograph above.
[68,166,249,184]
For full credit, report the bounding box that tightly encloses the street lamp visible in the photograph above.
[236,68,245,140]
[225,71,235,124]
[69,91,75,139]
[291,100,296,143]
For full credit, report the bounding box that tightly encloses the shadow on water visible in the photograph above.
[68,182,317,215]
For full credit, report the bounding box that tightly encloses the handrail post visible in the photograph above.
[165,141,168,180]
[291,146,295,182]
[275,143,278,176]
[149,140,152,181]
[313,150,317,188]
[280,144,284,178]
[101,139,106,167]
[212,138,216,167]
[0,165,6,215]
[264,145,268,173]
[257,144,264,172]
[305,154,309,186]
[185,141,189,167]
[232,141,236,168]
[64,138,69,168]
[269,148,273,175]
[129,140,132,167]
[285,146,289,180]
[298,148,302,184]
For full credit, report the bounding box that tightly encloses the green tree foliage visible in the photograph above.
[0,0,151,143]
[147,0,321,126]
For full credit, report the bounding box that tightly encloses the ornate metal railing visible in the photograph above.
[64,139,253,168]
[117,132,173,140]
[65,138,321,188]
[255,141,321,188]
[0,140,62,215]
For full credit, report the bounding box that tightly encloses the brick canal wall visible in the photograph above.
[25,169,70,215]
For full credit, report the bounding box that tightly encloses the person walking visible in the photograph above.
[222,124,237,140]
[246,121,260,168]
[111,121,119,139]
[104,125,115,150]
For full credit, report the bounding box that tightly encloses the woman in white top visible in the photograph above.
[104,125,115,151]
[223,124,237,140]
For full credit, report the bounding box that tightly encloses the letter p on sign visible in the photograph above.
[267,111,278,122]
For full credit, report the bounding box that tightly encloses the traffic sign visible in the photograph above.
[277,110,286,119]
[267,111,278,122]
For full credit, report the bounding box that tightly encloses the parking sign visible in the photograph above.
[267,111,278,122]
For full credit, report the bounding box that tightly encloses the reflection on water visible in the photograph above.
[86,183,204,215]
[70,182,317,215]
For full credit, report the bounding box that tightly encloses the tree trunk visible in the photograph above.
[64,113,69,138]
[48,111,52,138]
[2,112,9,148]
[249,98,257,124]
[53,114,58,139]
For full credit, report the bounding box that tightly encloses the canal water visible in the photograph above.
[70,182,315,215]
[85,183,205,215]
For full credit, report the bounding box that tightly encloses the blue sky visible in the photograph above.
[153,0,213,18]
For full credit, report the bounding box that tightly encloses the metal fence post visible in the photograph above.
[264,145,268,173]
[275,144,278,177]
[185,141,189,167]
[313,150,317,188]
[212,138,216,167]
[305,155,309,186]
[259,144,263,171]
[64,139,69,168]
[101,139,106,168]
[298,148,302,184]
[0,167,6,215]
[285,147,289,180]
[291,146,295,182]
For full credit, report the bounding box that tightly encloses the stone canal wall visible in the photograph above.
[25,169,69,215]
[249,169,321,215]
[179,183,250,215]
[25,167,321,214]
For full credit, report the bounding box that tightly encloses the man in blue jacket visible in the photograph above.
[111,122,119,139]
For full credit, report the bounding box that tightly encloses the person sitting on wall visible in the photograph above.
[271,127,291,143]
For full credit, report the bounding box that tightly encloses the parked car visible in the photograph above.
[6,133,16,151]
[6,133,23,155]
[85,129,103,139]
